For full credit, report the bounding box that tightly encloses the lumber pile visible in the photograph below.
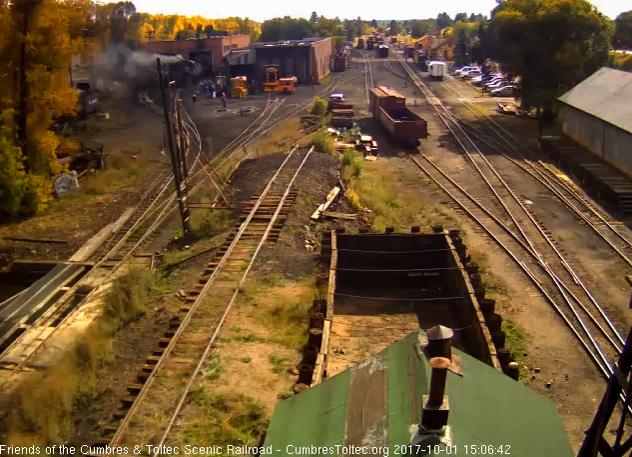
[311,186,341,220]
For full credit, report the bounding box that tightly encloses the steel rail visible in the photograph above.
[439,81,628,346]
[107,142,310,451]
[410,154,611,377]
[152,146,314,454]
[393,53,619,371]
[443,80,632,252]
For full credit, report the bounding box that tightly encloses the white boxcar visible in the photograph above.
[428,61,447,79]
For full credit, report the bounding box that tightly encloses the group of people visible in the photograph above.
[192,81,227,108]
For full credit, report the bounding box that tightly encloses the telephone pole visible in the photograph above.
[157,58,191,235]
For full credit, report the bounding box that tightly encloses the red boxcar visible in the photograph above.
[369,86,428,147]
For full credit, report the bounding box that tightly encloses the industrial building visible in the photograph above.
[539,68,632,214]
[558,67,632,177]
[251,37,332,84]
[143,34,251,77]
[413,35,454,60]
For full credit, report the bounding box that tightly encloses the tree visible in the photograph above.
[436,12,452,31]
[453,29,469,67]
[0,0,85,217]
[204,24,215,38]
[484,0,613,118]
[409,19,431,38]
[389,20,403,36]
[370,19,378,28]
[259,17,314,42]
[454,13,468,23]
[613,11,632,49]
[310,11,318,23]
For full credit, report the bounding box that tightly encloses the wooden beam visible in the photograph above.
[68,207,135,262]
[322,211,357,220]
[4,236,67,244]
[311,187,341,220]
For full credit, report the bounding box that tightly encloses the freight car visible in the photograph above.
[357,38,365,49]
[377,45,389,58]
[404,46,414,59]
[332,53,348,72]
[369,86,428,147]
[428,61,447,80]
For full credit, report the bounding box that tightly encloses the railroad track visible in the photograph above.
[0,67,367,381]
[93,144,314,455]
[438,80,632,267]
[363,51,375,103]
[0,90,208,377]
[389,52,627,384]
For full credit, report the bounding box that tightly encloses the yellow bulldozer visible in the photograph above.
[263,65,295,94]
[230,76,248,98]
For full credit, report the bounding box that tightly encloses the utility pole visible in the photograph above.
[157,58,191,235]
[174,99,189,183]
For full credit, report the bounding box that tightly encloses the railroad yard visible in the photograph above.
[1,38,632,456]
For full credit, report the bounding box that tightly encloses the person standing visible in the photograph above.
[221,92,227,108]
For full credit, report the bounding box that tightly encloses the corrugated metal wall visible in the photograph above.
[563,106,604,157]
[604,124,632,177]
[563,105,632,178]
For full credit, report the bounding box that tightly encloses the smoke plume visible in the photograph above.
[94,44,183,84]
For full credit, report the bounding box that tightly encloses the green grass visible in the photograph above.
[181,388,267,446]
[190,209,234,239]
[277,388,294,400]
[240,357,252,364]
[269,354,287,374]
[230,325,244,333]
[233,333,265,343]
[204,355,227,380]
[104,268,156,325]
[341,148,363,179]
[311,129,336,155]
[309,97,327,116]
[268,354,286,365]
[502,320,527,366]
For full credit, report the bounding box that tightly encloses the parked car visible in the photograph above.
[485,80,506,91]
[484,77,504,87]
[461,69,482,79]
[490,85,517,97]
[482,74,501,83]
[454,65,479,76]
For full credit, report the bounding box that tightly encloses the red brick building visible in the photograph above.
[143,34,251,76]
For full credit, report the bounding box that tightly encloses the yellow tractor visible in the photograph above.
[263,66,295,94]
[230,76,248,98]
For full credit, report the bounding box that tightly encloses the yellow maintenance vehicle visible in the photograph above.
[230,76,248,98]
[263,65,295,94]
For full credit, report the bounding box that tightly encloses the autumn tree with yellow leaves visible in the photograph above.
[0,0,88,219]
[0,1,261,220]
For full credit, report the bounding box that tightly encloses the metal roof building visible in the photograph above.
[263,330,573,457]
[558,67,632,178]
